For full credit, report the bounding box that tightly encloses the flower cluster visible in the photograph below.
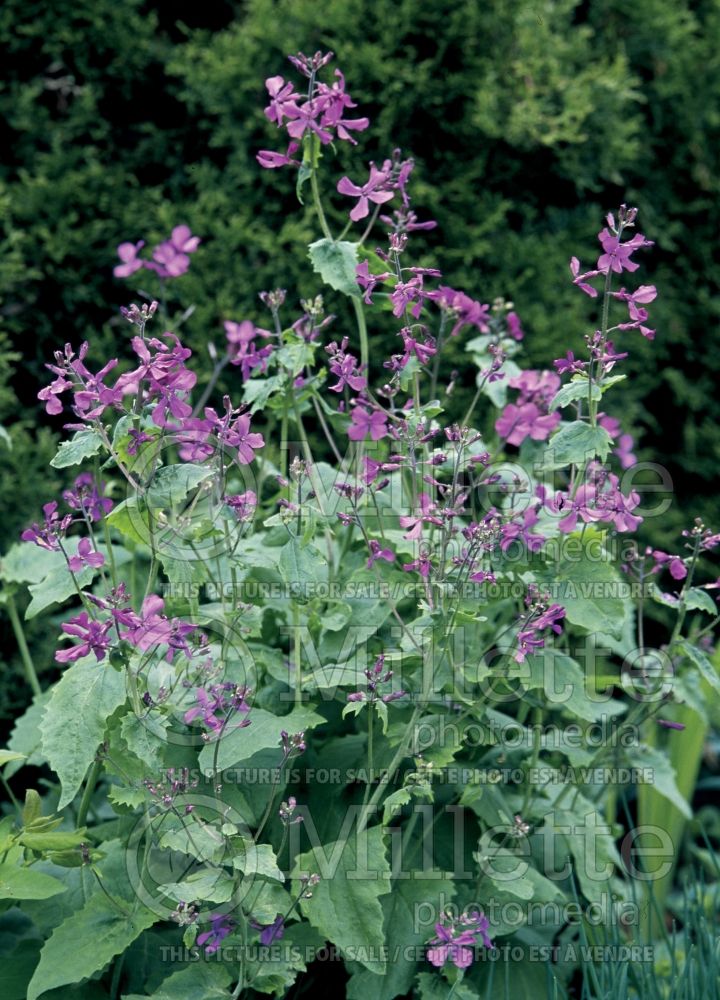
[258,51,369,169]
[184,682,252,739]
[495,370,561,446]
[346,654,405,705]
[515,586,566,663]
[426,911,493,970]
[114,225,200,280]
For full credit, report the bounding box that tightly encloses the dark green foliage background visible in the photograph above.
[1,0,719,725]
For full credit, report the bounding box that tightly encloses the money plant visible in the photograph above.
[1,49,718,1000]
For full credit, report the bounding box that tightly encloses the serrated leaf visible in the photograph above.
[50,429,104,469]
[550,378,601,410]
[27,893,157,1000]
[308,238,361,298]
[0,864,67,900]
[198,706,325,773]
[543,420,613,468]
[122,962,232,1000]
[292,826,391,973]
[278,537,328,596]
[683,588,717,615]
[41,657,127,809]
[233,840,284,882]
[5,690,53,777]
[25,563,97,620]
[543,548,627,640]
[347,876,456,1000]
[381,788,412,825]
[120,712,168,770]
[677,641,720,695]
[1,544,66,585]
[144,464,213,508]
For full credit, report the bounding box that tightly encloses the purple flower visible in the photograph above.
[67,537,106,573]
[569,256,600,297]
[63,473,113,522]
[223,413,265,465]
[55,612,112,664]
[337,164,394,222]
[399,493,442,541]
[427,912,493,970]
[224,491,257,521]
[597,229,653,274]
[169,225,201,254]
[148,241,190,278]
[495,403,560,446]
[257,914,285,946]
[367,538,395,569]
[326,338,366,393]
[114,241,145,278]
[651,550,687,581]
[224,320,274,380]
[425,286,491,337]
[495,370,561,446]
[348,405,388,442]
[257,141,301,170]
[21,501,72,551]
[514,589,566,663]
[196,915,233,955]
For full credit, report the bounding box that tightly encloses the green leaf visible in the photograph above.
[50,429,104,469]
[26,892,157,1000]
[347,875,456,1000]
[105,497,149,547]
[22,788,42,824]
[526,652,626,722]
[543,420,613,468]
[41,657,127,809]
[381,788,412,825]
[550,378,601,410]
[144,463,213,508]
[120,712,168,770]
[0,864,67,900]
[292,826,391,973]
[552,802,622,903]
[416,971,477,1000]
[542,546,627,640]
[678,641,720,695]
[19,829,88,851]
[25,563,97,620]
[636,745,692,819]
[122,962,232,1000]
[308,238,361,298]
[233,840,285,882]
[0,749,26,766]
[0,544,66,585]
[198,706,326,772]
[278,537,328,597]
[683,588,717,615]
[6,690,53,777]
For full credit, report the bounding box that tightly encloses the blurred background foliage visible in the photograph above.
[1,0,719,727]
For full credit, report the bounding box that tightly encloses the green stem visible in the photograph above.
[6,593,41,697]
[293,604,302,707]
[351,296,370,380]
[310,165,333,241]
